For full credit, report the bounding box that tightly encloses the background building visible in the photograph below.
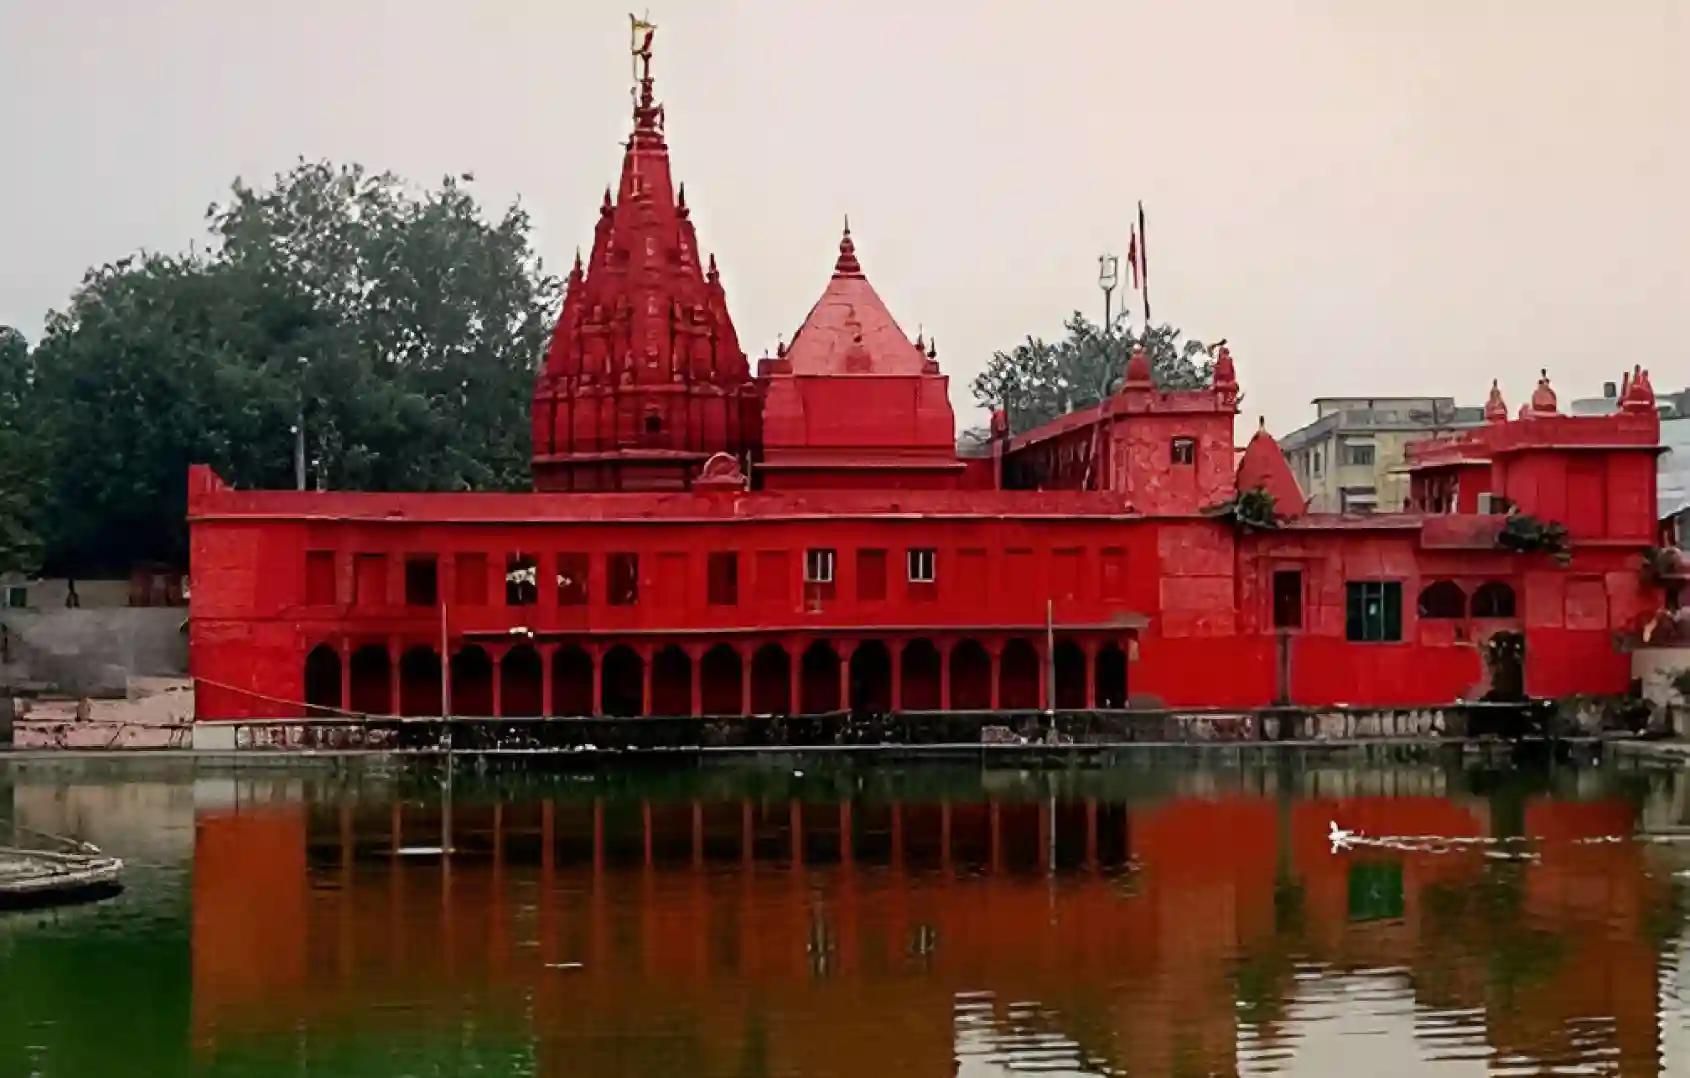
[1280,397,1484,513]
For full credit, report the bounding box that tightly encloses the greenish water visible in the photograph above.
[1,750,1687,1076]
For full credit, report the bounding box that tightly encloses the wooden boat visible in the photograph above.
[0,847,124,907]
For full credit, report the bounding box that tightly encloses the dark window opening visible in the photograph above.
[1417,580,1466,619]
[557,553,589,606]
[1471,581,1517,619]
[609,553,639,606]
[644,412,662,435]
[1170,437,1196,465]
[1343,443,1376,467]
[804,548,836,584]
[857,549,887,601]
[305,551,336,606]
[1272,569,1303,630]
[505,553,538,606]
[404,555,438,607]
[1346,580,1402,642]
[907,548,936,583]
[708,551,739,606]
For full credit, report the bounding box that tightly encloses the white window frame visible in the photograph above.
[907,548,936,584]
[804,548,835,584]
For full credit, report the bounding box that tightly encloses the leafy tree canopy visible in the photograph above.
[971,312,1215,434]
[23,161,559,574]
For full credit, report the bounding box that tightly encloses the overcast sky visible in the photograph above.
[2,0,1686,436]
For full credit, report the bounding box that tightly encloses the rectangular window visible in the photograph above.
[1343,443,1376,467]
[556,553,589,606]
[505,553,538,606]
[1170,437,1196,465]
[857,549,887,601]
[608,552,639,606]
[404,554,438,607]
[455,553,488,606]
[1340,487,1378,515]
[305,551,336,606]
[804,548,836,584]
[353,553,386,607]
[907,548,936,583]
[707,552,739,606]
[1345,581,1402,642]
[1272,569,1303,630]
[3,585,28,609]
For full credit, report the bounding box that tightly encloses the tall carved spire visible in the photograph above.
[533,20,757,492]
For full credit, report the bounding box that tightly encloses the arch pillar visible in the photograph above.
[387,634,402,715]
[687,643,705,718]
[639,643,654,717]
[338,638,352,712]
[1038,642,1050,712]
[490,647,505,718]
[1083,639,1098,709]
[788,636,803,715]
[938,639,954,711]
[987,640,1003,710]
[589,642,605,716]
[740,644,754,716]
[890,640,904,711]
[835,639,855,713]
[539,643,557,716]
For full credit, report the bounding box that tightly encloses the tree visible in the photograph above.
[971,312,1215,433]
[26,161,560,574]
[0,326,43,577]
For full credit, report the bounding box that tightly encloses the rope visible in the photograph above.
[191,676,394,720]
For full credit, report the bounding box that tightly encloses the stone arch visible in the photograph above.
[1096,642,1128,709]
[551,645,593,716]
[999,638,1041,710]
[950,639,992,710]
[601,645,644,717]
[799,640,842,714]
[901,639,942,711]
[1417,580,1466,619]
[348,644,392,715]
[849,640,892,714]
[1054,639,1086,710]
[750,643,791,714]
[700,644,743,715]
[501,645,543,717]
[304,644,341,716]
[651,645,692,716]
[450,646,494,716]
[398,646,442,716]
[1472,581,1518,619]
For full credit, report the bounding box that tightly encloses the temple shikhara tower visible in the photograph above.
[530,37,758,492]
[185,25,1668,727]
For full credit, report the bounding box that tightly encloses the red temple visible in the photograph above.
[187,30,1665,722]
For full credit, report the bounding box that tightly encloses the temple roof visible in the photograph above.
[1235,420,1306,518]
[781,223,932,377]
[537,27,746,386]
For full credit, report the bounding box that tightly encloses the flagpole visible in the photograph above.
[1138,201,1152,329]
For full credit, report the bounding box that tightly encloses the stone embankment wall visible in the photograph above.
[1,609,188,698]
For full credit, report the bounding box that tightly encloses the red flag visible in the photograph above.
[1127,229,1140,290]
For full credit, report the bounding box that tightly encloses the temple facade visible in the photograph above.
[187,31,1666,722]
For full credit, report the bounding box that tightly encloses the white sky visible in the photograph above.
[2,0,1686,437]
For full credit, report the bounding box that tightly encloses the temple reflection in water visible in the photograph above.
[189,760,1687,1076]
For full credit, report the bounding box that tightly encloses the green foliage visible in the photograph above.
[1206,486,1281,533]
[0,326,43,577]
[23,161,560,573]
[970,313,1214,432]
[1496,514,1571,565]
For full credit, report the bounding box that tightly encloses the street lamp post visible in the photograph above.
[1097,255,1119,333]
[293,355,308,491]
